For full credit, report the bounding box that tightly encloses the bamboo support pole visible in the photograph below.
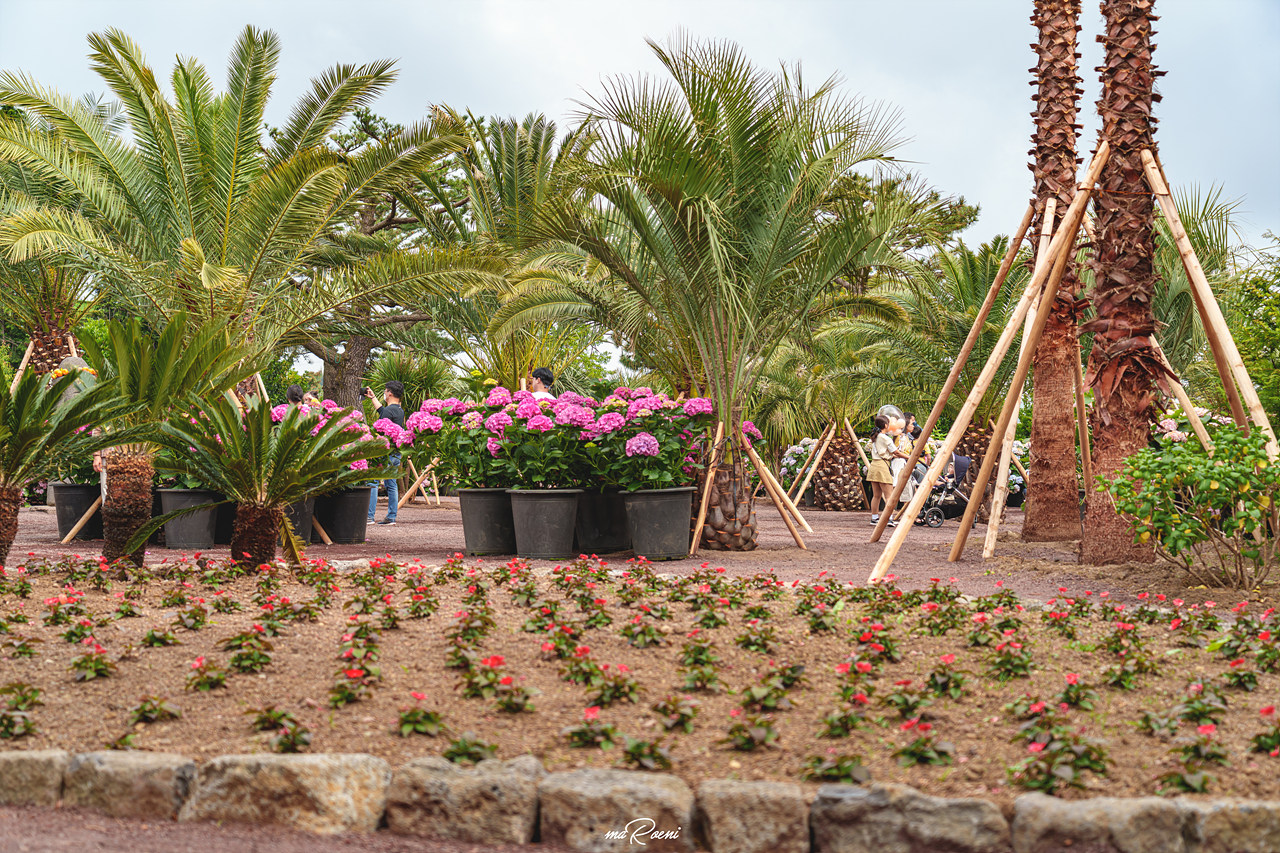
[67,335,78,359]
[793,421,837,510]
[1152,340,1213,452]
[845,418,871,467]
[985,200,1057,558]
[787,422,831,502]
[311,517,334,545]
[399,461,434,510]
[869,199,1038,545]
[431,468,440,504]
[1141,147,1249,432]
[748,438,811,532]
[950,193,1090,563]
[1072,337,1094,488]
[689,422,725,557]
[1142,150,1258,440]
[60,496,102,545]
[9,341,34,394]
[867,143,1110,581]
[741,429,806,549]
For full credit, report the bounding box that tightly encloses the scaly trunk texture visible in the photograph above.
[102,447,154,568]
[1081,0,1163,565]
[0,486,21,566]
[1025,0,1087,542]
[956,425,994,522]
[27,326,72,374]
[700,452,758,551]
[812,436,867,511]
[231,504,284,568]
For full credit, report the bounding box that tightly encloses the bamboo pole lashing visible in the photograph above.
[60,496,102,545]
[787,422,832,502]
[866,141,1110,582]
[949,189,1090,563]
[869,199,1038,545]
[741,428,806,549]
[792,421,837,511]
[689,422,725,557]
[399,461,433,510]
[845,418,871,468]
[1142,149,1278,459]
[9,341,34,394]
[311,516,334,545]
[985,199,1057,557]
[1072,336,1094,488]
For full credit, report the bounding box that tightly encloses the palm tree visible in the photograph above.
[1024,0,1087,542]
[541,36,910,549]
[145,394,393,566]
[1081,0,1162,564]
[80,315,256,567]
[0,369,123,563]
[0,27,478,365]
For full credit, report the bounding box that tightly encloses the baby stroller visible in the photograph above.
[913,453,971,528]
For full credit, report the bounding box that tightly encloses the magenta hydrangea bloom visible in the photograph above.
[526,414,555,433]
[514,399,541,419]
[270,404,289,423]
[349,459,369,471]
[596,412,626,433]
[742,420,763,440]
[441,397,469,415]
[625,432,661,457]
[486,437,504,457]
[626,395,668,420]
[683,397,713,417]
[555,391,597,408]
[407,411,443,433]
[611,386,635,400]
[461,411,484,430]
[373,418,412,447]
[485,410,513,435]
[485,386,513,407]
[512,389,535,404]
[579,423,603,441]
[321,399,342,412]
[420,398,446,414]
[554,403,594,427]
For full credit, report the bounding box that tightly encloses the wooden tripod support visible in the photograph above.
[869,200,1037,545]
[741,428,806,549]
[60,495,102,545]
[689,422,725,557]
[786,422,831,502]
[866,142,1110,583]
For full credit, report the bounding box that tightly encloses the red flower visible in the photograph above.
[191,657,205,669]
[1029,701,1046,714]
[940,654,956,665]
[1197,723,1216,737]
[499,675,513,686]
[541,642,555,652]
[835,663,851,675]
[1261,631,1273,642]
[893,679,912,686]
[480,655,505,668]
[918,722,933,733]
[1261,705,1276,717]
[584,706,600,721]
[851,692,869,704]
[1028,742,1046,753]
[856,662,873,673]
[410,691,426,701]
[1065,673,1079,685]
[344,668,365,679]
[900,718,919,731]
[1229,658,1245,669]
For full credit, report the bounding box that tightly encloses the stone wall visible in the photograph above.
[2,750,1278,852]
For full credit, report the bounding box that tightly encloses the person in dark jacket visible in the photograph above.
[365,381,405,525]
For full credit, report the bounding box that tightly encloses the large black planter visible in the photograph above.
[214,498,235,546]
[284,497,315,543]
[458,488,516,556]
[575,490,631,554]
[51,483,102,541]
[1006,490,1025,509]
[624,487,696,561]
[312,487,374,544]
[158,488,220,551]
[508,489,581,560]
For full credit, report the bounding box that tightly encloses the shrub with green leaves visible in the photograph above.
[1106,426,1280,589]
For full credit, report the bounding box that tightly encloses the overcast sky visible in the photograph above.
[1,0,1277,248]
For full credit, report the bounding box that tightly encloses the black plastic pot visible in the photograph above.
[1006,490,1025,509]
[508,489,581,560]
[312,487,374,544]
[575,490,631,554]
[284,497,315,543]
[158,488,221,551]
[458,488,517,556]
[624,487,696,561]
[51,483,103,541]
[214,498,235,546]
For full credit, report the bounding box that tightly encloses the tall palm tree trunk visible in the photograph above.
[28,325,73,374]
[0,485,21,565]
[813,436,867,511]
[231,504,283,567]
[700,446,758,551]
[102,446,154,568]
[1025,0,1087,542]
[1081,0,1162,564]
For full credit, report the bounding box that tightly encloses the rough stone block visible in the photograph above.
[1011,792,1185,853]
[63,751,195,819]
[0,750,69,806]
[539,769,694,852]
[811,783,1010,853]
[178,753,390,834]
[385,755,542,844]
[696,779,810,853]
[1179,798,1280,853]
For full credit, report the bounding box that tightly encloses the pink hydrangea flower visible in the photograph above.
[596,412,626,433]
[485,386,513,407]
[419,398,445,414]
[554,403,594,427]
[487,437,504,457]
[742,421,763,440]
[407,412,443,433]
[526,414,555,433]
[270,404,289,423]
[682,397,713,417]
[349,459,369,471]
[485,411,513,435]
[461,411,484,430]
[512,389,535,404]
[515,399,541,419]
[625,432,660,457]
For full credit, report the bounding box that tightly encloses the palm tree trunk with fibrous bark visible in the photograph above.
[231,504,283,568]
[1025,0,1088,542]
[102,447,154,569]
[0,485,21,566]
[700,450,758,551]
[28,326,72,375]
[1081,0,1163,565]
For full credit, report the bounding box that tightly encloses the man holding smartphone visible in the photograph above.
[365,381,405,526]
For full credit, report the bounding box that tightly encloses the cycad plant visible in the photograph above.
[80,314,256,566]
[549,36,911,549]
[142,394,393,567]
[0,369,124,563]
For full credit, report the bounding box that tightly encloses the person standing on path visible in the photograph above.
[865,415,898,526]
[365,381,405,526]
